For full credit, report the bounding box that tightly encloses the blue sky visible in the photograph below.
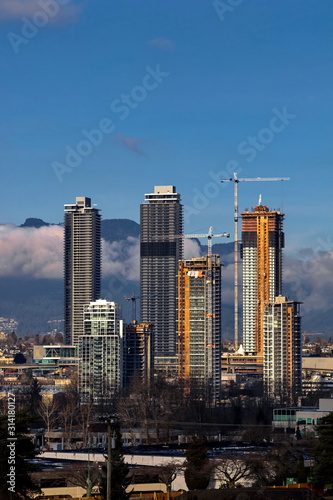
[1,0,332,254]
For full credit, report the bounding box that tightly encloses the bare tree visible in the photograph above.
[248,442,306,487]
[62,462,101,491]
[37,398,60,449]
[78,399,95,448]
[155,461,183,500]
[212,454,253,489]
[117,379,152,444]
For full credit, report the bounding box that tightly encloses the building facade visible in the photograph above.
[64,197,101,345]
[177,256,222,403]
[78,299,123,403]
[123,321,153,387]
[263,296,302,403]
[241,203,284,355]
[140,186,183,357]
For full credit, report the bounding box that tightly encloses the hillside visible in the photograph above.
[0,218,331,338]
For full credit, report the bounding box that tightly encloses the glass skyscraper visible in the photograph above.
[64,197,101,345]
[140,186,183,357]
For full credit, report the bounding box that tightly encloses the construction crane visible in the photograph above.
[153,226,229,254]
[156,227,229,387]
[176,226,230,255]
[220,173,290,351]
[125,293,158,321]
[302,333,324,342]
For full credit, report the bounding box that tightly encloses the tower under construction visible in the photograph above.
[241,202,284,355]
[177,255,222,403]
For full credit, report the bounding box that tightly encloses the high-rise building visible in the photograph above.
[263,296,302,403]
[78,299,123,403]
[177,255,222,403]
[140,186,183,357]
[123,321,153,388]
[241,203,284,355]
[64,197,101,345]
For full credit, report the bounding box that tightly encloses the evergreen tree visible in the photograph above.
[0,408,40,499]
[100,422,131,500]
[296,453,307,483]
[13,352,26,364]
[184,437,211,490]
[29,378,43,421]
[312,412,333,487]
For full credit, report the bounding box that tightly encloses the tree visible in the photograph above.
[37,398,60,449]
[314,344,322,356]
[184,437,211,490]
[54,331,64,344]
[156,461,183,500]
[78,399,95,448]
[28,378,43,423]
[13,352,26,364]
[58,376,80,449]
[249,442,306,487]
[7,331,17,346]
[312,412,333,487]
[100,422,131,500]
[0,408,40,499]
[62,462,101,492]
[213,454,253,489]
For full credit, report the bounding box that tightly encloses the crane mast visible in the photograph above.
[154,228,229,386]
[125,293,158,321]
[178,228,229,382]
[221,173,290,351]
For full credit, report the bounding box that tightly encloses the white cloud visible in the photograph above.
[0,224,332,315]
[0,0,82,25]
[284,249,333,311]
[0,226,140,281]
[147,38,175,50]
[102,237,140,281]
[0,224,63,279]
[183,238,201,259]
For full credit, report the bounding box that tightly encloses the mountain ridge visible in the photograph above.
[0,218,331,338]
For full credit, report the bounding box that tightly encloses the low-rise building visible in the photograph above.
[272,398,333,435]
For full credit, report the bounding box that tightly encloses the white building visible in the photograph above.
[273,398,333,436]
[263,296,302,403]
[78,299,123,403]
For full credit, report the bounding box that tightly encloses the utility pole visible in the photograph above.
[87,425,91,497]
[221,173,290,351]
[99,414,118,500]
[107,419,111,500]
